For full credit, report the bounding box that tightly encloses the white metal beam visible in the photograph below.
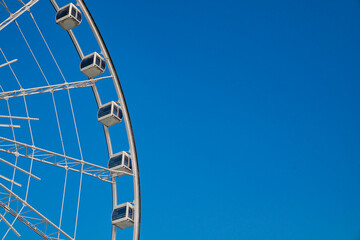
[0,124,20,128]
[75,2,142,239]
[0,76,110,99]
[0,115,38,121]
[0,157,41,181]
[0,213,20,237]
[0,137,132,183]
[0,0,39,31]
[0,182,73,240]
[0,59,17,68]
[0,175,21,187]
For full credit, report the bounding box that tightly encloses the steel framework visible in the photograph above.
[0,183,73,240]
[0,77,110,99]
[0,0,141,239]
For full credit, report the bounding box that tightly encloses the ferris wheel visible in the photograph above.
[0,0,141,240]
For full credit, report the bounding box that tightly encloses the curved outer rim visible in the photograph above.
[49,1,141,239]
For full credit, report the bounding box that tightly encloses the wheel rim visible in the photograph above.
[0,1,141,239]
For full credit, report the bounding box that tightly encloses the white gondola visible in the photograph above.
[55,3,82,30]
[108,151,132,177]
[80,52,106,78]
[112,202,134,229]
[97,101,123,127]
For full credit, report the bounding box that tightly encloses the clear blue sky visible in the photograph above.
[1,0,360,239]
[104,0,360,239]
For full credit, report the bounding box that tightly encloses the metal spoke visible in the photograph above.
[0,0,141,238]
[0,0,39,31]
[0,115,38,121]
[0,183,73,240]
[0,137,132,183]
[0,76,110,99]
[0,59,17,68]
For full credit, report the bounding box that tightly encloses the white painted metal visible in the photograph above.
[0,1,141,239]
[75,2,142,239]
[0,76,109,99]
[0,183,74,240]
[0,59,17,68]
[0,213,20,237]
[0,0,39,31]
[0,115,38,121]
[0,124,20,128]
[108,151,132,177]
[0,157,41,181]
[0,137,132,183]
[98,101,123,127]
[80,52,106,78]
[111,202,135,229]
[0,175,21,187]
[44,6,121,240]
[55,3,82,31]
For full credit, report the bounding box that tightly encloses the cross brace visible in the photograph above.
[0,182,72,240]
[0,0,39,31]
[0,76,110,99]
[0,137,132,183]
